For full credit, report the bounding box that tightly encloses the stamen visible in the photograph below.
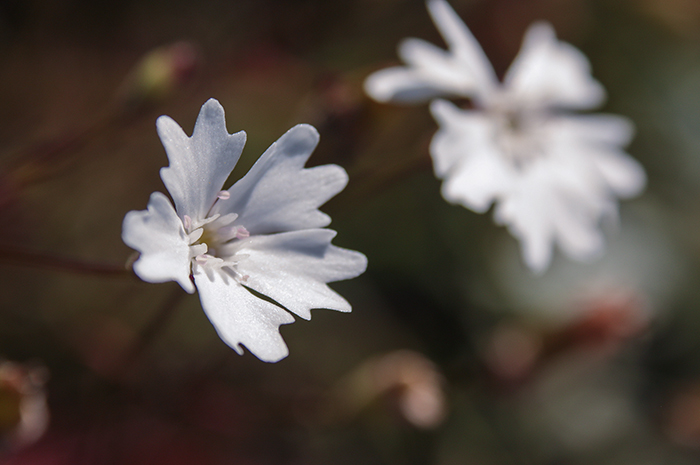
[188,228,204,244]
[195,253,215,265]
[183,215,192,231]
[222,266,249,283]
[190,213,221,231]
[190,243,207,258]
[235,226,250,239]
[216,213,239,226]
[216,225,250,242]
[217,190,231,200]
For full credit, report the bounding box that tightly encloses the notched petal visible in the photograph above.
[504,21,605,110]
[158,98,247,222]
[364,66,453,103]
[427,0,497,92]
[235,229,367,320]
[194,270,295,363]
[364,0,497,103]
[214,124,349,234]
[122,191,194,293]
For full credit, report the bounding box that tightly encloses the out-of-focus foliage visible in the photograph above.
[2,0,700,463]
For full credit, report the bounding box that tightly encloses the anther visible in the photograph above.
[183,215,192,230]
[217,191,231,200]
[195,253,214,265]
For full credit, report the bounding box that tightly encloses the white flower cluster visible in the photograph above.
[365,0,646,273]
[122,0,647,362]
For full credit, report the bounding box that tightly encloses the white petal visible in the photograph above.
[552,199,606,261]
[364,0,497,103]
[546,114,646,198]
[541,158,609,259]
[232,229,368,320]
[549,114,634,146]
[194,270,295,363]
[494,172,556,274]
[440,153,512,213]
[364,67,439,103]
[430,100,512,212]
[212,124,348,235]
[589,150,646,198]
[503,22,605,110]
[158,99,247,222]
[364,43,472,103]
[520,229,554,274]
[426,0,497,96]
[429,99,486,176]
[122,191,194,293]
[494,154,614,273]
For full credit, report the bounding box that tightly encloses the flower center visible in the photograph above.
[489,102,547,171]
[182,209,250,280]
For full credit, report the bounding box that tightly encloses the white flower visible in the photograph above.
[364,0,646,273]
[122,99,367,362]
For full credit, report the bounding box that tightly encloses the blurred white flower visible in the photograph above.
[122,99,367,362]
[365,0,646,272]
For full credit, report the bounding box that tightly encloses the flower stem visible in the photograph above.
[0,243,131,277]
[117,286,185,372]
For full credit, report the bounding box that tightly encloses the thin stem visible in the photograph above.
[331,151,433,213]
[116,286,185,374]
[0,243,131,277]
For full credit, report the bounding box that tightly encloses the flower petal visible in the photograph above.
[158,99,247,222]
[549,114,635,146]
[503,22,605,110]
[589,150,646,198]
[429,99,488,176]
[494,154,613,273]
[194,270,295,363]
[552,197,606,261]
[122,191,194,293]
[364,58,466,103]
[493,169,556,274]
[231,229,368,320]
[546,114,646,198]
[364,0,497,103]
[430,100,512,212]
[212,124,348,235]
[426,0,497,97]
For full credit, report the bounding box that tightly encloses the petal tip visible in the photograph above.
[256,347,290,363]
[429,98,459,123]
[290,123,320,143]
[278,123,320,155]
[201,98,225,116]
[426,0,450,16]
[363,71,394,102]
[526,21,555,39]
[429,98,453,113]
[155,114,180,135]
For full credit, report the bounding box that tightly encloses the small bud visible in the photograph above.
[118,41,199,112]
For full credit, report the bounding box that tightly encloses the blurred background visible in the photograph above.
[2,0,700,463]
